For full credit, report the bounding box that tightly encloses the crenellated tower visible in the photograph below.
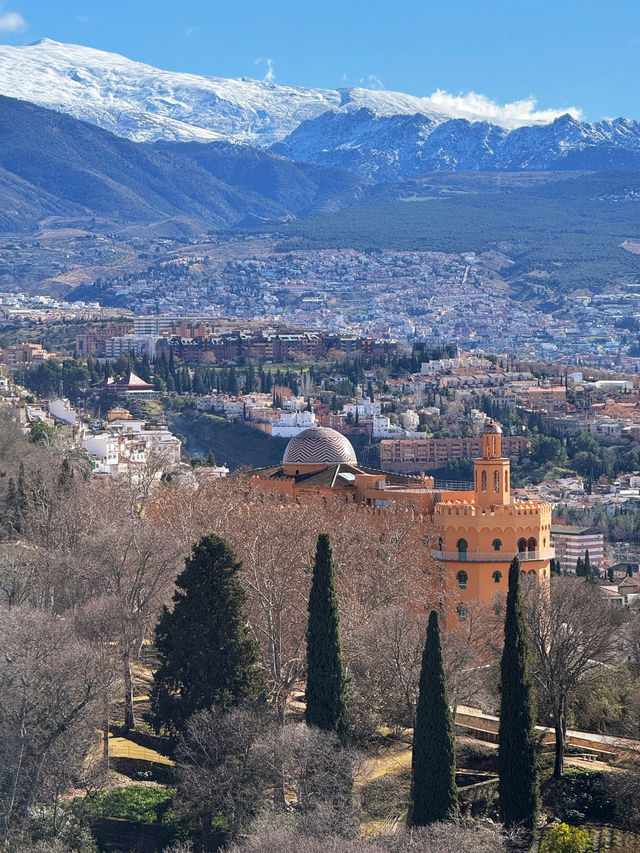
[433,421,552,627]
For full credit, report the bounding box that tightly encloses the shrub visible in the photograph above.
[540,823,591,853]
[456,742,498,773]
[83,786,175,824]
[552,771,615,823]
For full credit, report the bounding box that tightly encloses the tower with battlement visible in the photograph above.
[432,422,552,625]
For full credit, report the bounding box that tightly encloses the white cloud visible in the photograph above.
[254,57,276,83]
[419,89,583,127]
[367,74,385,91]
[0,10,26,32]
[184,25,199,37]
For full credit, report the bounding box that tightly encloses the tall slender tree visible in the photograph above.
[409,609,458,826]
[305,533,349,745]
[498,556,539,831]
[151,534,264,734]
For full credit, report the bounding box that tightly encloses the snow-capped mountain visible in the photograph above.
[0,39,639,181]
[274,109,640,181]
[0,38,573,146]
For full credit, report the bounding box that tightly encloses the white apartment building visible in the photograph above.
[271,410,318,437]
[133,316,174,335]
[104,334,158,359]
[550,525,605,570]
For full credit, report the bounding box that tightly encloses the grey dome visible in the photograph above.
[283,427,357,465]
[484,421,503,434]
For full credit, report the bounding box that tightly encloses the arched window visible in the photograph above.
[517,538,527,553]
[492,538,502,551]
[492,571,502,583]
[457,539,468,560]
[457,570,468,589]
[457,603,468,622]
[438,536,443,552]
[528,569,537,577]
[520,570,526,578]
[481,470,487,492]
[543,537,547,548]
[494,470,500,492]
[527,537,537,555]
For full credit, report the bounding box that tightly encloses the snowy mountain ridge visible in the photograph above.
[0,38,572,146]
[0,40,639,181]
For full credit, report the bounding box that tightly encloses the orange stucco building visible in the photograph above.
[432,422,552,625]
[252,423,552,625]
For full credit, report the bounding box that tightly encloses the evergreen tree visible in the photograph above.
[228,367,239,396]
[206,449,217,467]
[576,556,585,577]
[498,556,539,831]
[409,609,458,826]
[305,533,349,745]
[57,457,74,493]
[583,550,595,582]
[151,534,264,733]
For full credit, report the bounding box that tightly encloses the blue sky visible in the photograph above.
[1,0,638,121]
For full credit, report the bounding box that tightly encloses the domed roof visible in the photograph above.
[283,427,358,466]
[484,420,503,434]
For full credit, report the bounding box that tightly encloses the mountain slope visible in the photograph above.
[0,96,366,233]
[1,40,639,183]
[274,109,640,181]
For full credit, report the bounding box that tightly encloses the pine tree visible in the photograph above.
[410,609,458,826]
[575,555,585,576]
[305,533,349,745]
[151,534,264,733]
[498,556,539,831]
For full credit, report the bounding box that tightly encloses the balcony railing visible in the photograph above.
[431,549,555,563]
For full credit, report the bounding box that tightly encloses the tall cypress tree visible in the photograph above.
[498,556,539,831]
[305,533,349,745]
[151,534,264,734]
[410,609,458,826]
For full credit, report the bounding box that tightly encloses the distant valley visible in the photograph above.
[0,40,638,307]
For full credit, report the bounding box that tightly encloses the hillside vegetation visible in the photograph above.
[273,170,640,292]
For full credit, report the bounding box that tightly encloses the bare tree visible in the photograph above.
[83,487,183,729]
[0,607,102,843]
[175,705,273,847]
[525,576,627,777]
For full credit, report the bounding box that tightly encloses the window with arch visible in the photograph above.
[457,603,468,622]
[481,470,487,492]
[517,538,527,553]
[492,538,502,551]
[520,570,526,578]
[543,537,547,548]
[494,470,500,492]
[492,571,502,583]
[527,537,537,554]
[457,570,468,589]
[438,536,443,552]
[457,538,468,560]
[527,569,537,578]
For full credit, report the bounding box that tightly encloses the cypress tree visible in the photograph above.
[498,556,539,831]
[305,533,349,745]
[151,534,264,734]
[583,549,595,582]
[410,609,458,826]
